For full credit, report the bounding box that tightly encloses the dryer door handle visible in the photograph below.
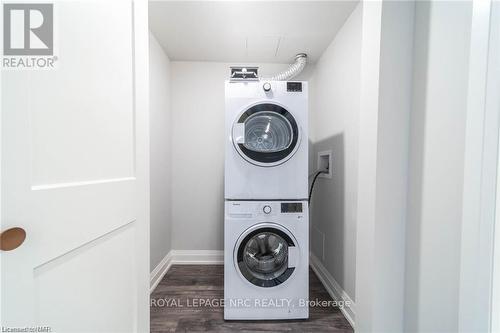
[288,246,299,268]
[233,123,245,144]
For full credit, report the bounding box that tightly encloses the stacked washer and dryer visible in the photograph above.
[224,78,309,320]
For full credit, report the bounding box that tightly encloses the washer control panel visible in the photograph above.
[227,201,306,219]
[280,202,303,213]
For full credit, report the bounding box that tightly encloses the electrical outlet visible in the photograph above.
[317,150,332,179]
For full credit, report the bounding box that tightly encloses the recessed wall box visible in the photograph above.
[317,150,332,179]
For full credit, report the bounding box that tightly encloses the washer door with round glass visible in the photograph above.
[235,226,299,288]
[232,103,300,167]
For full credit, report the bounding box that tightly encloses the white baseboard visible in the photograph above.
[309,253,356,328]
[170,250,224,265]
[150,251,173,293]
[150,250,223,293]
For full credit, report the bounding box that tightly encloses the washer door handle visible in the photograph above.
[233,123,245,144]
[288,246,298,268]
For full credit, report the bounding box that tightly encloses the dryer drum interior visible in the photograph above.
[243,112,293,153]
[235,103,300,165]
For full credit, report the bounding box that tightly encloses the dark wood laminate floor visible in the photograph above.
[150,265,353,333]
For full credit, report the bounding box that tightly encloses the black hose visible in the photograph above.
[308,170,326,204]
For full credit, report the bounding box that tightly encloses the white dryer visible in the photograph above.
[225,80,308,200]
[224,200,309,320]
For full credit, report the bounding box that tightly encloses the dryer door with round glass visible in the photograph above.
[232,103,300,167]
[235,225,299,288]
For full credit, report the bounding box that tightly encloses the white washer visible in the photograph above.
[224,200,309,320]
[225,80,308,200]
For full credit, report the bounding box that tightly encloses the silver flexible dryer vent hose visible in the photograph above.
[267,53,308,81]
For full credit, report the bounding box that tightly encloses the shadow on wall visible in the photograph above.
[308,133,348,290]
[404,1,427,330]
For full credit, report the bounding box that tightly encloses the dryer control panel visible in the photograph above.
[286,82,302,92]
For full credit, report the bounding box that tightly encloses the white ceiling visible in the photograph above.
[149,1,358,64]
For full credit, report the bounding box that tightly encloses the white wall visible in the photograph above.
[169,61,313,250]
[369,1,415,331]
[149,33,172,271]
[308,2,362,302]
[404,1,472,332]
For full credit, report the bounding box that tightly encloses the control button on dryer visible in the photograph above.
[263,205,272,214]
[263,82,272,92]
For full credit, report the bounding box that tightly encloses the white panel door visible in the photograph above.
[1,1,149,332]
